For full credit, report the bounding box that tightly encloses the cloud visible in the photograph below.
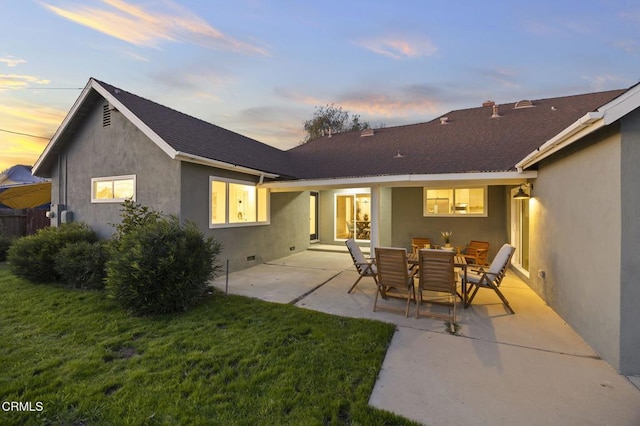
[581,74,625,91]
[0,137,49,171]
[620,10,640,23]
[612,39,639,55]
[275,85,440,118]
[0,74,50,89]
[475,67,520,88]
[42,0,269,56]
[357,35,438,59]
[273,87,324,107]
[337,89,439,117]
[0,56,26,67]
[0,101,65,170]
[0,102,66,132]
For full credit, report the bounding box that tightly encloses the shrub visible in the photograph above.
[7,223,98,283]
[106,216,222,315]
[111,199,161,241]
[0,233,13,262]
[54,241,107,289]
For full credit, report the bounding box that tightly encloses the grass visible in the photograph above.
[0,264,418,425]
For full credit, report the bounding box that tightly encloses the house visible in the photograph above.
[32,78,640,375]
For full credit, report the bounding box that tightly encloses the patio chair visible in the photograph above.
[411,237,431,255]
[345,238,378,294]
[460,240,490,266]
[374,247,416,317]
[346,220,355,239]
[416,249,458,332]
[462,243,516,314]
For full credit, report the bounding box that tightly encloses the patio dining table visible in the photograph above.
[408,252,469,307]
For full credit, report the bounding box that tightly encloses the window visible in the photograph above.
[423,187,486,216]
[210,177,269,227]
[91,175,135,203]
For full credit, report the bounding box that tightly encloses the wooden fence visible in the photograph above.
[0,209,49,237]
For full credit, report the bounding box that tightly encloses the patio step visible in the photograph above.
[308,243,370,255]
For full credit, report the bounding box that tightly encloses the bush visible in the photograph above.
[111,199,161,241]
[54,241,107,289]
[7,223,98,283]
[0,233,13,262]
[106,216,222,315]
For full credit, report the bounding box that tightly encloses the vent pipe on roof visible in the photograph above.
[440,117,449,124]
[491,104,501,118]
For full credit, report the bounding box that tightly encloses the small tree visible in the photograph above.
[302,104,370,142]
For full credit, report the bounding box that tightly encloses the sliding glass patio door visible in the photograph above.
[334,191,371,241]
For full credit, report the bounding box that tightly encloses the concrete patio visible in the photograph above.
[210,249,640,425]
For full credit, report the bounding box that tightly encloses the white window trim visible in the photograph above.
[422,186,488,217]
[91,174,136,203]
[209,176,270,228]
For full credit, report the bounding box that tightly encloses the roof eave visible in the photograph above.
[32,80,95,177]
[517,83,640,171]
[174,152,279,179]
[516,111,604,171]
[262,171,537,192]
[33,78,179,177]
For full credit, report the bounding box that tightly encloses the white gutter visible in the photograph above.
[262,170,537,191]
[516,110,607,172]
[174,152,279,179]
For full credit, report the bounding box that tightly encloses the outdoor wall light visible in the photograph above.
[513,183,533,200]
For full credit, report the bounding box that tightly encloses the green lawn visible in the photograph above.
[0,264,417,425]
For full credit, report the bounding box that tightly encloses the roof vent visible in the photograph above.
[394,150,404,158]
[440,117,449,124]
[361,128,374,137]
[102,104,111,127]
[482,100,495,107]
[491,104,501,118]
[514,99,534,109]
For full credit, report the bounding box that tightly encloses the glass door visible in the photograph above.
[510,188,530,275]
[335,192,370,241]
[310,192,318,241]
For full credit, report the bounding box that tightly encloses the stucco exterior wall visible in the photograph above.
[391,186,508,257]
[50,99,181,238]
[620,108,640,374]
[180,162,310,272]
[529,126,622,371]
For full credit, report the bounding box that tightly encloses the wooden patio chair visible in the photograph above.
[462,243,516,314]
[411,237,431,255]
[416,249,458,332]
[345,238,378,294]
[460,240,490,266]
[374,247,416,317]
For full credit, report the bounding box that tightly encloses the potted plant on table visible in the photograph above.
[441,231,453,248]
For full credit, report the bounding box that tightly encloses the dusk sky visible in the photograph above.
[1,0,639,173]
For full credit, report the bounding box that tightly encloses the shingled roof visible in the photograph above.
[286,89,626,180]
[34,78,628,182]
[94,80,298,178]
